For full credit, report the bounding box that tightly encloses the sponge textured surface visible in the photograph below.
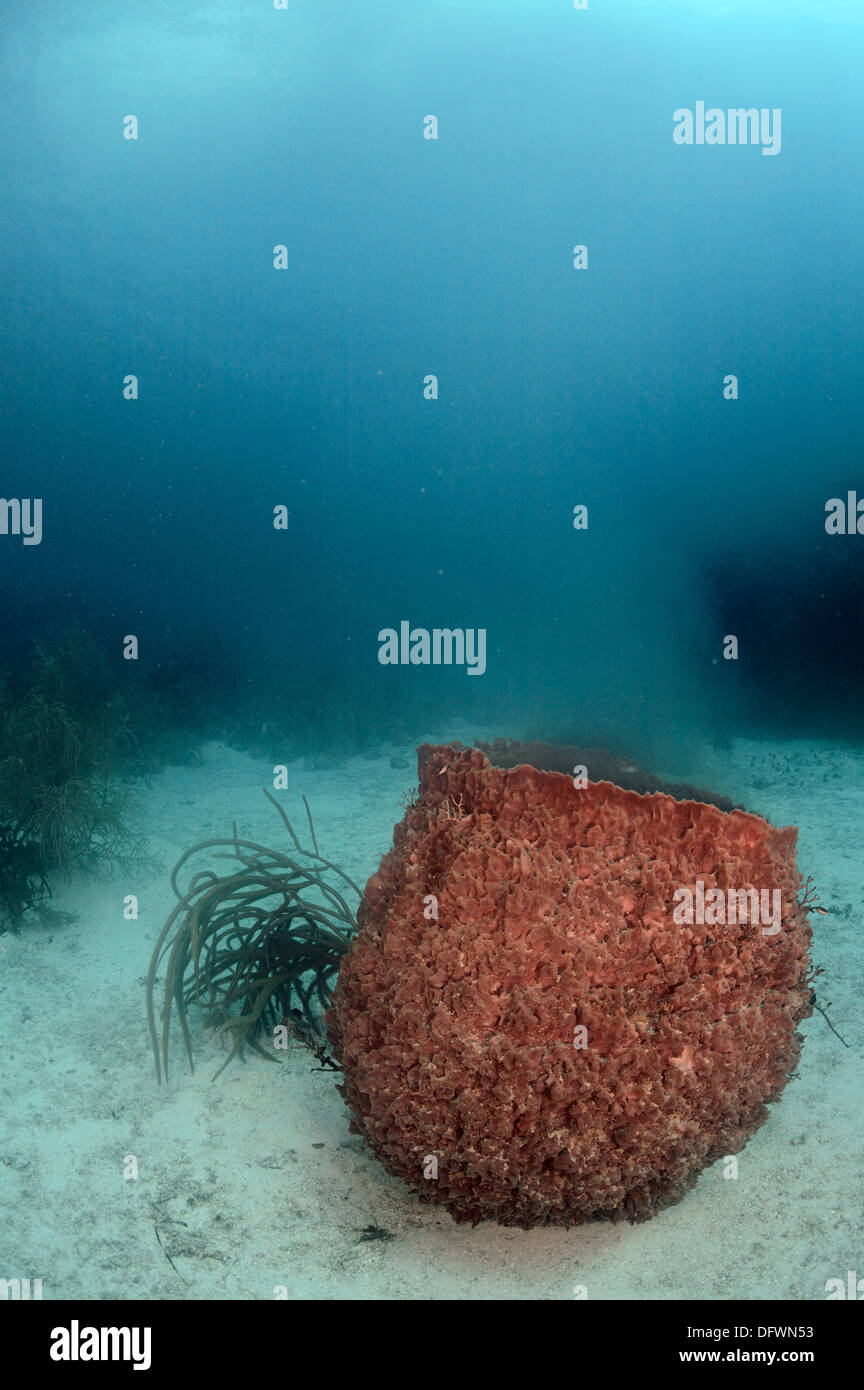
[328,745,812,1227]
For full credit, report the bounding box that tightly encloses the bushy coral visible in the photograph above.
[0,629,144,889]
[0,821,48,926]
[328,744,813,1228]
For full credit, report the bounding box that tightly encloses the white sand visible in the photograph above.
[1,733,860,1301]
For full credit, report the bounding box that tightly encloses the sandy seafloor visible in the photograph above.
[1,728,861,1302]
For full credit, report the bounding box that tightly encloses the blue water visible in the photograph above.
[2,0,862,763]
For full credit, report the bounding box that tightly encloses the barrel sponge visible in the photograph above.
[327,745,813,1228]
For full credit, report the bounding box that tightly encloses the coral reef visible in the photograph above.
[328,744,813,1228]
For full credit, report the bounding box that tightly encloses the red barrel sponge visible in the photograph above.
[327,744,813,1228]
